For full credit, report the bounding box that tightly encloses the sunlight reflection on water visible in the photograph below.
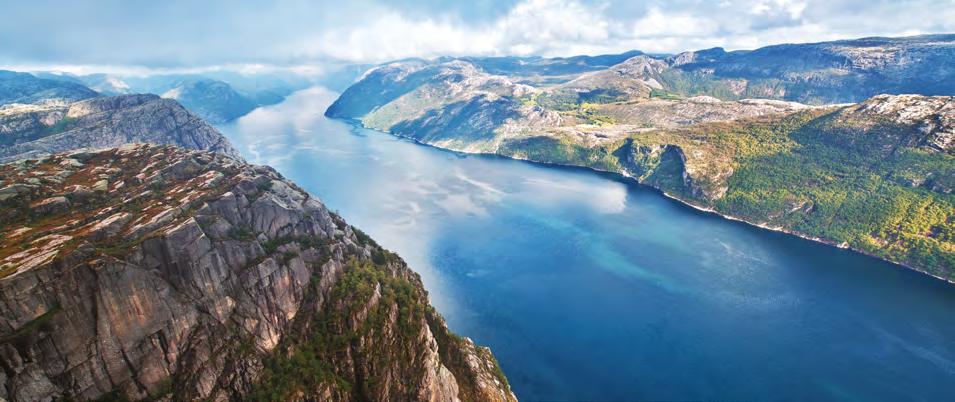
[217,87,955,402]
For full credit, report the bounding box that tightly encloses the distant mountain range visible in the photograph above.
[29,70,313,124]
[327,34,955,279]
[159,79,258,124]
[666,35,955,103]
[420,34,955,105]
[0,70,98,104]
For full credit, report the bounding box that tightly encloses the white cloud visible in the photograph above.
[750,0,808,18]
[629,7,720,39]
[292,0,955,61]
[300,0,614,61]
[0,0,953,68]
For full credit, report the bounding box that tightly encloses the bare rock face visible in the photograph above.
[0,145,516,402]
[558,55,670,96]
[597,96,819,129]
[841,94,954,152]
[0,94,239,163]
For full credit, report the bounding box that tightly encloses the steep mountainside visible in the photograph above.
[0,71,99,105]
[0,94,238,162]
[0,145,515,402]
[327,45,955,280]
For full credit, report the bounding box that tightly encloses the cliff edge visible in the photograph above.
[0,145,515,401]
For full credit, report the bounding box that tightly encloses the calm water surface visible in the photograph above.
[218,87,955,401]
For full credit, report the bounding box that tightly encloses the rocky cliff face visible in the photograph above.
[0,94,239,163]
[835,94,954,152]
[0,145,516,401]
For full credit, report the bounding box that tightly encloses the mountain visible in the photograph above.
[0,70,99,105]
[194,70,313,105]
[326,35,955,280]
[119,73,313,122]
[0,94,238,162]
[459,49,646,81]
[28,71,312,123]
[161,79,258,124]
[31,72,134,97]
[668,34,955,103]
[330,34,955,110]
[69,73,134,95]
[29,66,375,124]
[0,144,516,401]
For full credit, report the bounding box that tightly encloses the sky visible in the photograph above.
[2,0,954,72]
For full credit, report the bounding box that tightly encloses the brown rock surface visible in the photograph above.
[0,145,515,402]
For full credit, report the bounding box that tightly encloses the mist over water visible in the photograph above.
[218,87,955,401]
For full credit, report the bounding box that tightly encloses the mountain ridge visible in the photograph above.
[326,34,955,280]
[0,71,99,105]
[0,93,239,163]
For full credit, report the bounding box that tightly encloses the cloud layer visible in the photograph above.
[2,0,953,68]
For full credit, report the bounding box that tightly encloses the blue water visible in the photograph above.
[218,87,955,401]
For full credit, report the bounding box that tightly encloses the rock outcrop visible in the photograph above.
[0,145,516,401]
[837,94,954,151]
[0,94,239,163]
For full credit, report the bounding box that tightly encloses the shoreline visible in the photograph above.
[335,117,955,286]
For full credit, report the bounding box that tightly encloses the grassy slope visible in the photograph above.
[490,110,955,279]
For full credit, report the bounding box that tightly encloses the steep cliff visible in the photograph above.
[0,145,515,401]
[0,94,238,162]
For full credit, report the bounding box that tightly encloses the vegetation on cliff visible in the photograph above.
[475,107,955,278]
[0,145,515,401]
